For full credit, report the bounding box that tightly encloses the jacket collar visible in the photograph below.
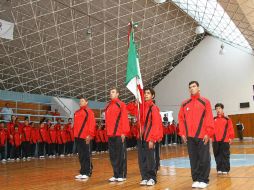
[191,92,200,100]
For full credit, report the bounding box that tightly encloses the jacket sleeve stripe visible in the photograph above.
[194,110,206,138]
[197,98,206,107]
[113,102,121,136]
[142,105,153,139]
[78,109,89,138]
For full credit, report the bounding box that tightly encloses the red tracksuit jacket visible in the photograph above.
[7,122,15,140]
[30,128,38,144]
[22,125,32,142]
[54,124,61,131]
[10,130,21,147]
[169,124,176,134]
[73,106,96,139]
[139,100,163,142]
[0,128,7,146]
[64,123,72,142]
[37,127,48,143]
[178,93,214,139]
[48,128,57,144]
[105,98,130,137]
[212,114,234,142]
[57,129,67,144]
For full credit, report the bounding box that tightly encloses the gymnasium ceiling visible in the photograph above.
[0,0,253,102]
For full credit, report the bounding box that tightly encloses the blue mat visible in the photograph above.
[160,154,254,168]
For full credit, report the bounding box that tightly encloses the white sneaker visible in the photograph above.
[27,157,31,159]
[80,175,89,179]
[117,178,125,182]
[198,182,208,189]
[217,171,222,175]
[108,177,117,182]
[140,180,147,186]
[146,179,155,186]
[60,154,65,157]
[22,157,26,161]
[75,174,83,179]
[1,159,7,162]
[53,155,56,158]
[7,158,10,161]
[192,181,200,188]
[222,172,228,175]
[39,156,45,159]
[16,158,20,161]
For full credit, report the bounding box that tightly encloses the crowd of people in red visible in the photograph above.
[0,114,181,163]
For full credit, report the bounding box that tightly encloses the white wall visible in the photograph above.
[155,36,254,121]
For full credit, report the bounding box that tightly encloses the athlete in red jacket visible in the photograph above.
[74,97,96,179]
[212,103,234,175]
[0,122,7,161]
[105,88,130,182]
[37,122,48,158]
[178,81,214,189]
[64,118,73,155]
[10,125,21,160]
[30,122,37,158]
[138,87,163,186]
[21,120,32,159]
[48,124,57,158]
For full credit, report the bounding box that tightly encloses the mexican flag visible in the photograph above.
[125,31,143,103]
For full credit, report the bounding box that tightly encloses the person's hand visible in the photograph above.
[203,135,209,145]
[229,139,233,144]
[86,135,91,144]
[182,135,187,143]
[148,141,154,149]
[121,134,125,143]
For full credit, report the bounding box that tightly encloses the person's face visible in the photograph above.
[0,123,4,128]
[68,119,72,124]
[11,116,16,122]
[189,83,200,95]
[216,106,224,115]
[110,89,119,100]
[79,98,88,107]
[144,90,153,101]
[24,120,29,126]
[6,104,9,108]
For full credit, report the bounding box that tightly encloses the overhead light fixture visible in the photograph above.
[195,25,205,34]
[219,43,225,55]
[153,0,166,3]
[86,27,92,40]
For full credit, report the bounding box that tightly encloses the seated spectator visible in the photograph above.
[1,103,13,122]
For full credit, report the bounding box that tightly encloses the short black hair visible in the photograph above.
[189,81,199,87]
[78,96,88,101]
[144,87,155,99]
[110,87,119,93]
[215,103,224,109]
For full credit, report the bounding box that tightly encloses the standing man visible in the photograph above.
[74,97,96,180]
[1,103,13,122]
[212,103,234,175]
[138,87,163,186]
[236,120,244,141]
[105,87,130,182]
[178,81,214,189]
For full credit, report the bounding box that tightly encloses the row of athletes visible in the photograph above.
[0,115,153,161]
[72,82,234,188]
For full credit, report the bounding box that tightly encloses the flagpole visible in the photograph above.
[136,76,143,142]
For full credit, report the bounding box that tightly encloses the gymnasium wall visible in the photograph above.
[155,36,254,125]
